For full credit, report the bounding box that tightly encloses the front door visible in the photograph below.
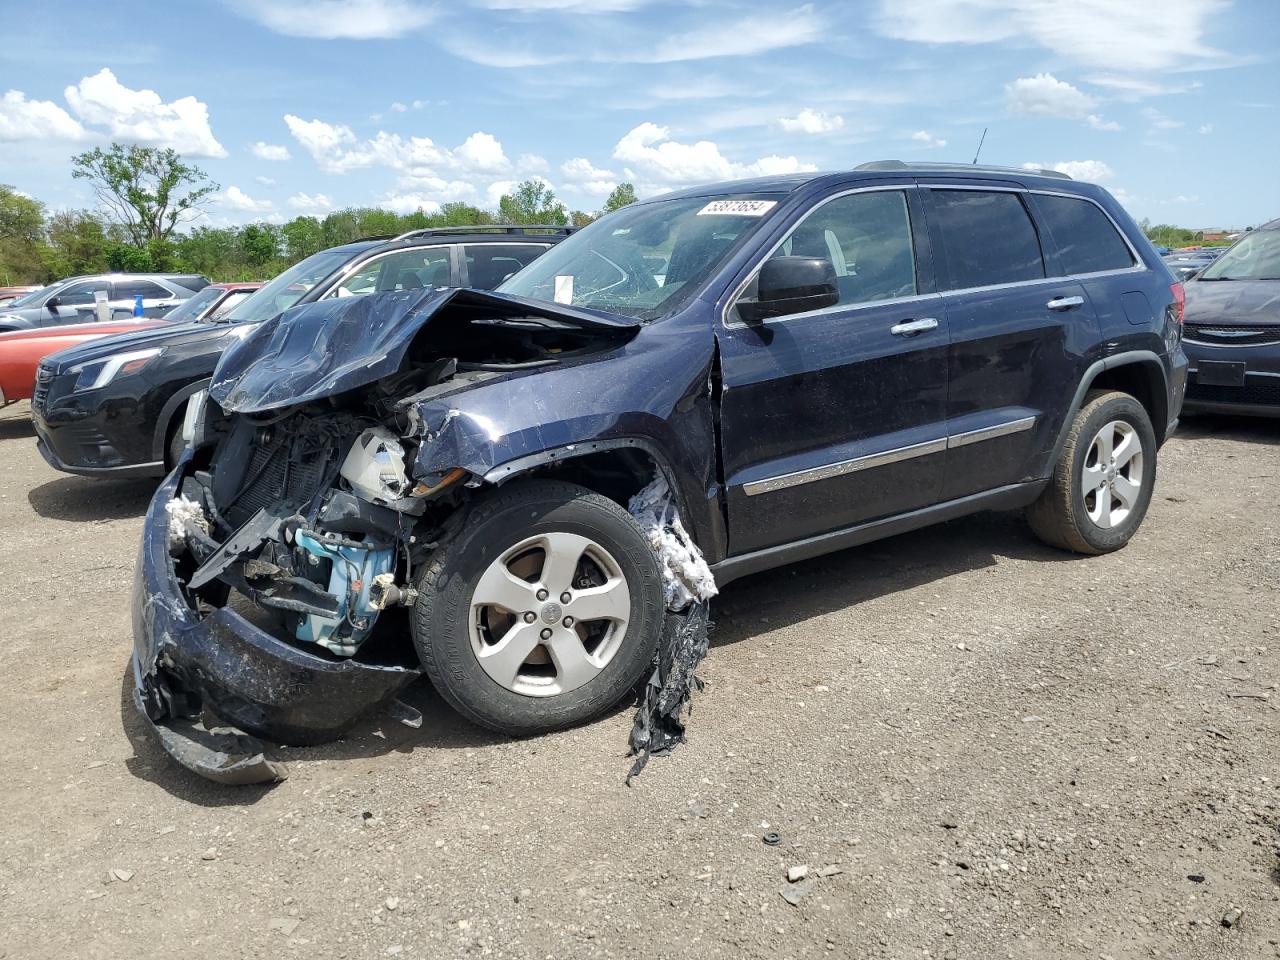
[717,186,949,555]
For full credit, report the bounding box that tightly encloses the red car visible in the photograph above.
[0,282,261,405]
[0,285,42,306]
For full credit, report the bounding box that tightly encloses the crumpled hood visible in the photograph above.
[209,287,640,414]
[1184,278,1280,325]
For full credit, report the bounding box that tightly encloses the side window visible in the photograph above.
[1035,194,1135,275]
[55,279,112,306]
[930,190,1045,290]
[332,248,451,297]
[209,290,251,319]
[464,243,549,289]
[767,190,918,307]
[113,280,173,301]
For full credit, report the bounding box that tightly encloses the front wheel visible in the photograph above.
[411,479,666,735]
[1027,390,1158,554]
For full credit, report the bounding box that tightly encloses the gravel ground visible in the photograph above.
[1,400,1277,960]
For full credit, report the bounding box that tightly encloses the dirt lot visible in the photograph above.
[1,400,1277,960]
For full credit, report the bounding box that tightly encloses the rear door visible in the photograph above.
[45,278,113,325]
[112,279,182,318]
[923,184,1100,501]
[460,243,552,289]
[717,184,949,555]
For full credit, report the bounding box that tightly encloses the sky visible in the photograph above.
[0,0,1275,230]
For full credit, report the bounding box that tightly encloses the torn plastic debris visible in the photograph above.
[164,494,208,550]
[625,475,718,783]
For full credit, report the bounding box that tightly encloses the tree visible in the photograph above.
[282,216,324,260]
[570,210,596,228]
[603,182,637,213]
[498,180,568,226]
[43,210,110,278]
[0,185,47,283]
[71,144,219,247]
[240,223,280,267]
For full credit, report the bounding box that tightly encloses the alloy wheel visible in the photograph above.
[1082,419,1144,529]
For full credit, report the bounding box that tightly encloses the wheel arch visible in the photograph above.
[152,377,211,464]
[1049,351,1170,470]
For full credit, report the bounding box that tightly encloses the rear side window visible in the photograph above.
[930,190,1045,290]
[1035,194,1135,275]
[464,243,549,289]
[114,280,172,300]
[169,276,210,292]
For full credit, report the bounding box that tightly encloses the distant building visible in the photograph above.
[1200,230,1228,242]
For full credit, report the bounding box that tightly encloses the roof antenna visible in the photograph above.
[972,127,988,165]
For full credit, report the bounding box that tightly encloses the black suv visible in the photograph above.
[131,164,1187,783]
[31,227,569,478]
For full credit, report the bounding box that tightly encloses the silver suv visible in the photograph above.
[0,273,210,332]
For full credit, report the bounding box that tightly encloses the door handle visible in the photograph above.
[1047,295,1085,311]
[890,317,938,336]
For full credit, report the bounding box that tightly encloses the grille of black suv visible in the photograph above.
[31,361,55,410]
[1184,323,1280,346]
[1186,378,1280,406]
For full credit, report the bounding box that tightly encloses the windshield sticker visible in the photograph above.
[554,275,574,304]
[696,200,777,217]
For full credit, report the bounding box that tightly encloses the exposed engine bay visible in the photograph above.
[171,290,632,663]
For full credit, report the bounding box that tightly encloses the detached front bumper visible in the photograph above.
[131,468,421,785]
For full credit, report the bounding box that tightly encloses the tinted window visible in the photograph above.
[223,246,355,323]
[931,190,1045,289]
[169,276,210,291]
[55,279,112,306]
[158,284,223,323]
[464,243,549,289]
[330,247,452,298]
[768,190,917,307]
[114,280,172,300]
[210,290,252,319]
[1035,194,1134,275]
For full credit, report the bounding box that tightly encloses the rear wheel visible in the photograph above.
[412,480,665,735]
[1027,390,1157,554]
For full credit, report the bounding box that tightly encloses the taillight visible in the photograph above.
[1170,282,1185,324]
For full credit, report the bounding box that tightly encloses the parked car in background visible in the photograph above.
[1182,218,1280,417]
[0,273,209,332]
[129,163,1186,783]
[1163,248,1223,281]
[0,282,262,407]
[31,227,569,478]
[0,285,42,306]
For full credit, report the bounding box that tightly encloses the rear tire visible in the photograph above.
[411,479,665,735]
[1027,390,1157,554]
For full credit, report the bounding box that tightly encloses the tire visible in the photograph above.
[411,479,665,735]
[1027,389,1158,554]
[165,416,187,470]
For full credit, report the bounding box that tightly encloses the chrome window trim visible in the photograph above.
[318,244,453,298]
[722,182,1149,330]
[742,415,1037,496]
[722,183,923,330]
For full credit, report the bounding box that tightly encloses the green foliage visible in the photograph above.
[570,210,596,227]
[239,223,281,267]
[498,180,568,225]
[603,182,637,213]
[71,144,219,246]
[41,210,111,278]
[0,185,49,284]
[105,242,152,272]
[282,216,324,260]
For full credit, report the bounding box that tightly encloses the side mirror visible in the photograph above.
[738,256,838,324]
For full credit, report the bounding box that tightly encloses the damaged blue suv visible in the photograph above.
[133,162,1186,784]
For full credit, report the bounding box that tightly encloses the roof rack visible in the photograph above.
[854,160,1072,180]
[391,224,577,242]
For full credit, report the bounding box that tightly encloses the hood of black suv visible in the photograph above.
[46,320,244,374]
[210,287,639,414]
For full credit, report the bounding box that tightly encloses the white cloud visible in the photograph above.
[910,129,947,148]
[1024,160,1113,182]
[778,108,844,134]
[642,5,824,63]
[1085,75,1201,100]
[1086,114,1121,131]
[217,185,274,212]
[287,192,333,213]
[64,68,226,157]
[1005,73,1095,118]
[613,122,816,194]
[229,0,435,39]
[453,131,508,172]
[877,0,1231,72]
[0,89,89,142]
[1143,107,1184,130]
[518,152,549,173]
[390,101,408,113]
[1198,123,1213,135]
[255,175,277,186]
[251,141,291,161]
[477,0,647,9]
[378,193,444,215]
[560,157,617,196]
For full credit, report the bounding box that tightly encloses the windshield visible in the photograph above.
[162,284,224,323]
[498,194,781,320]
[222,247,354,323]
[8,281,63,308]
[1199,231,1280,281]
